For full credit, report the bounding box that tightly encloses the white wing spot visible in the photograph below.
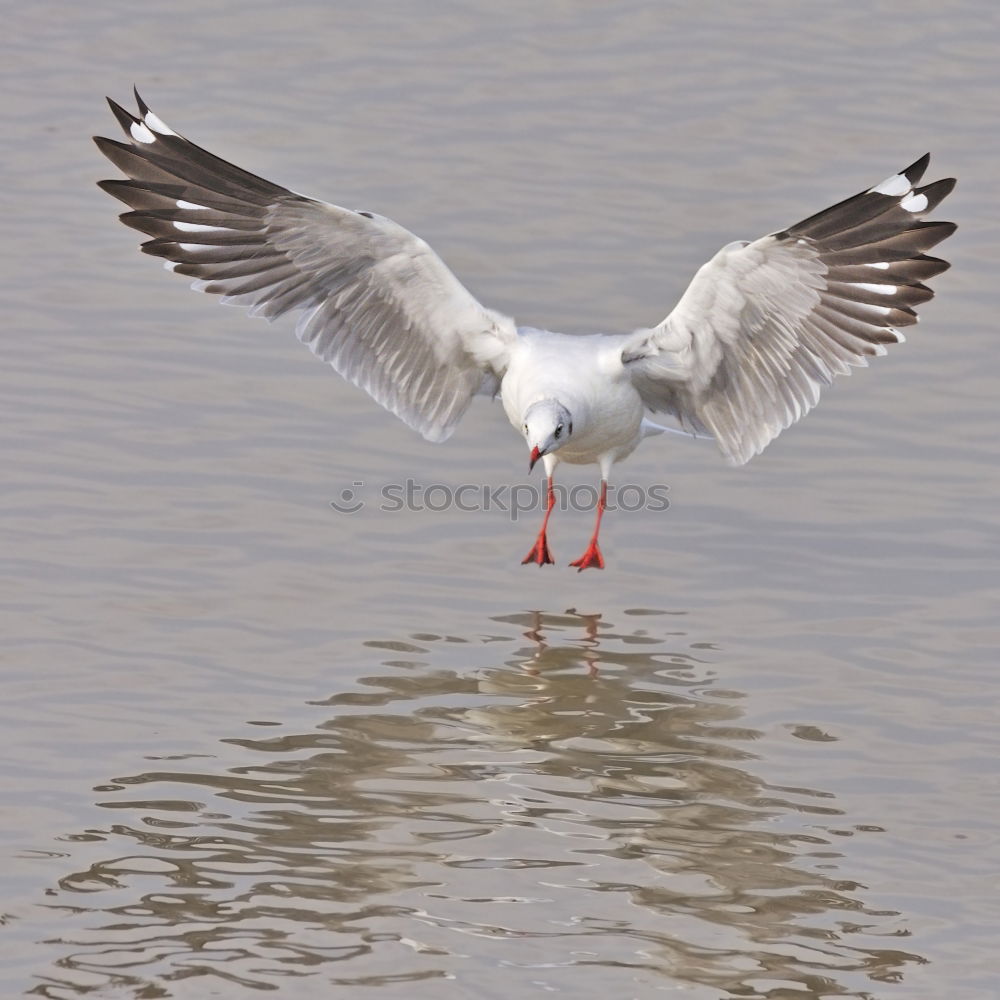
[174,221,230,233]
[900,191,928,213]
[870,173,911,197]
[178,242,212,252]
[852,282,897,294]
[163,260,179,272]
[144,111,177,136]
[176,200,210,211]
[868,262,891,270]
[129,121,156,144]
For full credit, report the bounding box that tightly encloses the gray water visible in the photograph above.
[2,1,999,997]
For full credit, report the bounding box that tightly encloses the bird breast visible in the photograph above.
[501,331,645,465]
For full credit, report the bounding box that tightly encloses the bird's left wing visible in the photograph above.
[95,90,517,442]
[622,156,956,464]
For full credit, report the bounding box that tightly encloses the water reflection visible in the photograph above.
[34,611,924,997]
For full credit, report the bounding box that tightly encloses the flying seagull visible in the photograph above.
[95,90,956,570]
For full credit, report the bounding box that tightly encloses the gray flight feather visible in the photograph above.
[622,155,955,465]
[96,91,517,443]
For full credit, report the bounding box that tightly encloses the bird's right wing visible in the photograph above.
[622,156,956,464]
[95,91,518,442]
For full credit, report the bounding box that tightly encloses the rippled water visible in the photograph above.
[3,1,999,997]
[10,607,985,998]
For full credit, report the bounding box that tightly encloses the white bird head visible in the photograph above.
[522,399,574,472]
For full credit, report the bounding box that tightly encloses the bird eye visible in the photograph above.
[554,423,563,439]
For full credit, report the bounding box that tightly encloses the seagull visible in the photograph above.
[95,90,956,570]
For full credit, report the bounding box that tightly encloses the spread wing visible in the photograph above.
[94,90,517,442]
[622,155,956,464]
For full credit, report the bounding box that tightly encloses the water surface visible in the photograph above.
[2,1,999,997]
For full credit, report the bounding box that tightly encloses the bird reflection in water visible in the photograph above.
[516,608,603,676]
[35,608,927,997]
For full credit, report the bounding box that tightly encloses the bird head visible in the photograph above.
[522,400,574,472]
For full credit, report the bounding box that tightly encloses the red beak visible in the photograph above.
[529,446,541,472]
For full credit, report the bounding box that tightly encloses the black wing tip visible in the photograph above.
[903,153,931,183]
[920,219,958,238]
[912,176,958,223]
[139,238,175,259]
[106,96,138,135]
[93,134,130,155]
[917,253,952,274]
[105,89,156,139]
[918,175,957,202]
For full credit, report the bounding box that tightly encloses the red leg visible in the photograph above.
[521,477,556,566]
[570,480,607,571]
